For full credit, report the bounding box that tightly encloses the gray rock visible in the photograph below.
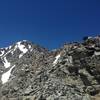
[0,36,100,99]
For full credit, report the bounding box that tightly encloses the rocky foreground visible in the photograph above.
[0,36,100,100]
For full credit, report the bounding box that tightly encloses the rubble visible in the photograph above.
[0,36,100,99]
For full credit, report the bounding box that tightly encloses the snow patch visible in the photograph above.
[11,41,31,57]
[53,54,60,66]
[3,57,11,68]
[16,42,28,58]
[5,47,8,50]
[88,36,92,39]
[28,44,33,52]
[11,45,17,54]
[0,50,5,56]
[17,42,28,53]
[1,65,15,84]
[30,48,33,52]
[19,53,24,58]
[9,46,12,49]
[28,45,32,49]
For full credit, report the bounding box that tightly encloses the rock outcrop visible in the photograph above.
[0,36,100,100]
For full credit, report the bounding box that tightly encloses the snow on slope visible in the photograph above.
[11,41,32,58]
[0,50,5,56]
[17,41,29,58]
[0,41,33,69]
[0,41,33,84]
[1,65,15,84]
[3,57,11,68]
[53,54,61,66]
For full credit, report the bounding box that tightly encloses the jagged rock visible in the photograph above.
[0,36,100,99]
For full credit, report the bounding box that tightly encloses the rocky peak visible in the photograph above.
[0,36,100,100]
[0,40,48,85]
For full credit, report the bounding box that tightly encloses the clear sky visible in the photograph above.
[0,0,100,49]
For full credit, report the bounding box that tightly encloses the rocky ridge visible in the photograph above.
[0,36,100,100]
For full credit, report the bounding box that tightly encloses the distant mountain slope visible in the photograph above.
[0,36,100,100]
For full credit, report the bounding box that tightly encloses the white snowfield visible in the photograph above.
[3,57,11,68]
[1,65,15,84]
[53,54,61,66]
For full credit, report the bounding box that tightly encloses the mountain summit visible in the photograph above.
[0,36,100,100]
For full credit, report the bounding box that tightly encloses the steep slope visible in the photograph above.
[0,40,48,86]
[0,36,100,100]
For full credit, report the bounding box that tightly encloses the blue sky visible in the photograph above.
[0,0,100,49]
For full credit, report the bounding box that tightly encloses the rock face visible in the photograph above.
[0,36,100,100]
